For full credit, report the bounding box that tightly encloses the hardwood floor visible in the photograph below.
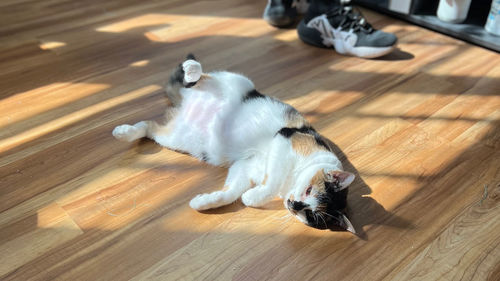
[1,0,499,280]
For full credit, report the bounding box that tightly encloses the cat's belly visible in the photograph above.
[181,94,222,136]
[222,98,289,160]
[167,91,230,164]
[166,91,288,165]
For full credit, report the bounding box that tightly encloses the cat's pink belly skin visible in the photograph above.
[183,100,222,134]
[182,95,223,136]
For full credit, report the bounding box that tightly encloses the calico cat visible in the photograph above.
[112,54,355,232]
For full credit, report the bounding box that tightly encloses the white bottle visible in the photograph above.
[485,0,500,36]
[437,0,472,24]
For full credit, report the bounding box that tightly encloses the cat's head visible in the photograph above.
[285,169,355,233]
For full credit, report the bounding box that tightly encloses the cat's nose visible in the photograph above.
[291,200,307,211]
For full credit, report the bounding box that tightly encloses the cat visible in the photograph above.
[112,54,356,232]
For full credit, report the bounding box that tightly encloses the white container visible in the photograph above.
[389,0,412,14]
[437,0,472,23]
[485,0,500,36]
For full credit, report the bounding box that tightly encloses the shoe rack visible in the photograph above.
[354,0,500,52]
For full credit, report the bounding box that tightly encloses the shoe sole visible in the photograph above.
[263,0,297,28]
[297,19,395,59]
[264,14,297,28]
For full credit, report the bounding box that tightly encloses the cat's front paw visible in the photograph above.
[189,191,226,211]
[241,187,267,207]
[112,124,139,142]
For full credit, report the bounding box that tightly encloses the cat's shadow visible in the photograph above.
[323,138,415,240]
[200,199,283,215]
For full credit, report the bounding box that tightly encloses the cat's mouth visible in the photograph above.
[286,199,334,229]
[286,199,313,224]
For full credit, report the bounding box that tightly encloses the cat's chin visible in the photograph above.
[294,214,307,224]
[284,202,308,224]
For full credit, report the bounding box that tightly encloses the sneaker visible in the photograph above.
[297,0,397,58]
[263,0,310,28]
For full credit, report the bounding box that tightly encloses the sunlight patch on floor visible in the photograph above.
[0,85,161,159]
[96,14,175,33]
[285,90,364,123]
[0,203,82,276]
[39,40,66,50]
[357,92,494,117]
[424,47,499,78]
[56,151,195,206]
[159,204,336,238]
[96,13,272,43]
[0,82,109,132]
[56,153,218,231]
[130,60,150,67]
[273,29,298,42]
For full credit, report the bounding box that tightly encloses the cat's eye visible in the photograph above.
[306,186,312,196]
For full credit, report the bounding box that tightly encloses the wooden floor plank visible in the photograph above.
[1,0,499,280]
[388,185,500,281]
[0,203,83,277]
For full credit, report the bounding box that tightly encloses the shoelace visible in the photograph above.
[325,0,373,33]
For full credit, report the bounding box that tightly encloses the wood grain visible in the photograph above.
[0,0,499,280]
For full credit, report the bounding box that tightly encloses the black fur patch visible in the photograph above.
[291,201,307,211]
[276,126,331,151]
[201,152,209,162]
[169,63,185,85]
[242,89,265,102]
[320,186,348,209]
[185,82,196,88]
[169,54,199,88]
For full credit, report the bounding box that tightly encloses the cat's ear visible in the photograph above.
[328,212,356,233]
[186,53,196,61]
[340,213,356,234]
[325,170,355,191]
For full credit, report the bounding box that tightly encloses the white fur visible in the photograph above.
[112,60,351,218]
[182,60,202,83]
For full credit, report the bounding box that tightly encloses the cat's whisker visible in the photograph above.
[317,212,328,229]
[320,211,342,223]
[319,211,333,218]
[277,213,294,226]
[273,212,292,222]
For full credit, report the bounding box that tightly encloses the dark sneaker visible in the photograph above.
[297,0,397,58]
[263,0,310,28]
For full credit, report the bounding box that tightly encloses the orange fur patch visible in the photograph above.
[309,170,326,192]
[291,134,329,156]
[250,174,267,187]
[192,73,210,87]
[284,109,309,128]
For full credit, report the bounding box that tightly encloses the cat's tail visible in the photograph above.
[165,54,203,106]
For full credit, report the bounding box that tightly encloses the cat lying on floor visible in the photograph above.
[113,54,355,232]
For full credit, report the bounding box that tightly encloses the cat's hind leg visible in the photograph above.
[189,159,253,211]
[113,54,200,143]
